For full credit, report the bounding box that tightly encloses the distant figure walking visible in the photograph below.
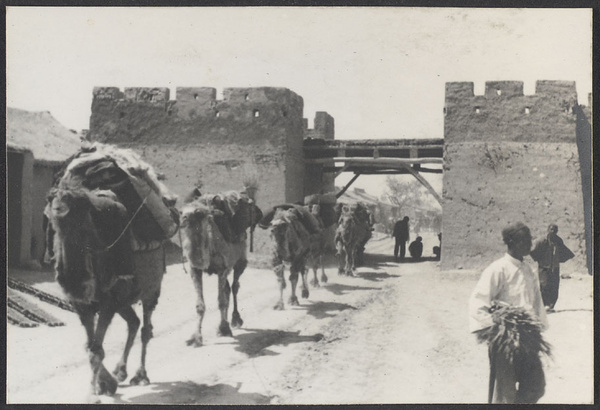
[530,224,575,312]
[433,233,442,260]
[408,236,423,260]
[392,216,410,261]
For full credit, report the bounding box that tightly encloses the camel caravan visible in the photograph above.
[43,142,373,401]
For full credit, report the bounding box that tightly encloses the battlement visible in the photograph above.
[445,80,577,101]
[444,80,579,143]
[305,112,335,140]
[92,86,305,123]
[94,86,303,105]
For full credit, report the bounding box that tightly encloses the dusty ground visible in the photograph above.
[6,232,594,404]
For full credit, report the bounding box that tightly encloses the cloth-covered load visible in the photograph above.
[56,143,179,243]
[304,193,337,206]
[259,204,322,235]
[303,193,337,229]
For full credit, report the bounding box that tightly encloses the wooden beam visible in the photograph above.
[323,166,442,174]
[305,157,443,165]
[334,164,350,178]
[402,165,443,205]
[336,173,361,198]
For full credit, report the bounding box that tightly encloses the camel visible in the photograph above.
[259,204,322,310]
[180,191,263,347]
[47,188,168,401]
[335,202,373,276]
[44,142,179,402]
[306,204,328,287]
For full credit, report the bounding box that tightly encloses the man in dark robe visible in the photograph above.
[392,216,410,261]
[530,224,575,312]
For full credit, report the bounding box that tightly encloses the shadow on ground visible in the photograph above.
[321,282,381,296]
[397,256,441,263]
[114,381,272,404]
[365,252,440,266]
[301,300,357,320]
[234,328,324,357]
[355,270,401,282]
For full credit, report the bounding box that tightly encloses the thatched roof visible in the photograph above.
[7,107,81,163]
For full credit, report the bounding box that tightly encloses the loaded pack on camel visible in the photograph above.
[334,202,374,276]
[44,142,179,402]
[259,202,323,310]
[179,187,263,347]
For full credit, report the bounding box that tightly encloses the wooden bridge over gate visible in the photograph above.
[303,138,445,204]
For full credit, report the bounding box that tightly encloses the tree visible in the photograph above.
[384,176,428,216]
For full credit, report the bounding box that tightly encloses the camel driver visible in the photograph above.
[392,216,410,261]
[530,223,575,312]
[469,222,548,404]
[408,236,423,260]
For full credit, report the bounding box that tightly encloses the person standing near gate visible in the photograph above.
[392,216,410,261]
[530,223,575,312]
[469,222,549,404]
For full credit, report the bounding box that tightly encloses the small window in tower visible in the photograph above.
[282,108,288,117]
[194,94,199,100]
[215,111,220,118]
[245,94,250,101]
[150,94,156,102]
[525,107,531,114]
[443,107,447,116]
[496,89,502,96]
[254,109,260,118]
[475,107,481,114]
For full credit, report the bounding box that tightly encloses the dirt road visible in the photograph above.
[6,234,593,404]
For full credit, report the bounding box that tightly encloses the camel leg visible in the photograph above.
[336,242,345,275]
[89,308,118,398]
[217,271,233,337]
[288,261,301,306]
[308,251,320,288]
[320,254,328,283]
[273,262,286,310]
[231,259,247,329]
[186,267,205,347]
[131,293,159,386]
[300,264,310,299]
[310,263,320,288]
[346,246,355,277]
[74,305,102,403]
[113,305,140,382]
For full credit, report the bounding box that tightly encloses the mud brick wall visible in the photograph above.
[442,81,588,273]
[88,86,331,255]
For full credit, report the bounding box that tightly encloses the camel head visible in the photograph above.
[47,188,98,303]
[180,201,221,270]
[336,206,358,243]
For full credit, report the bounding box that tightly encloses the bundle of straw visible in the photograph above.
[476,302,552,363]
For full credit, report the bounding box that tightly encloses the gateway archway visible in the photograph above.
[303,138,444,204]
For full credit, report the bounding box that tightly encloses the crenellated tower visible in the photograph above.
[442,80,589,273]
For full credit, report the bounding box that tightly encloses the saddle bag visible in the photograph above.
[60,144,179,243]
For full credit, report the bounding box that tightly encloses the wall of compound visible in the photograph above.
[89,86,321,254]
[441,81,588,273]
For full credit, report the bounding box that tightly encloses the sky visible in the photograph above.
[6,7,592,199]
